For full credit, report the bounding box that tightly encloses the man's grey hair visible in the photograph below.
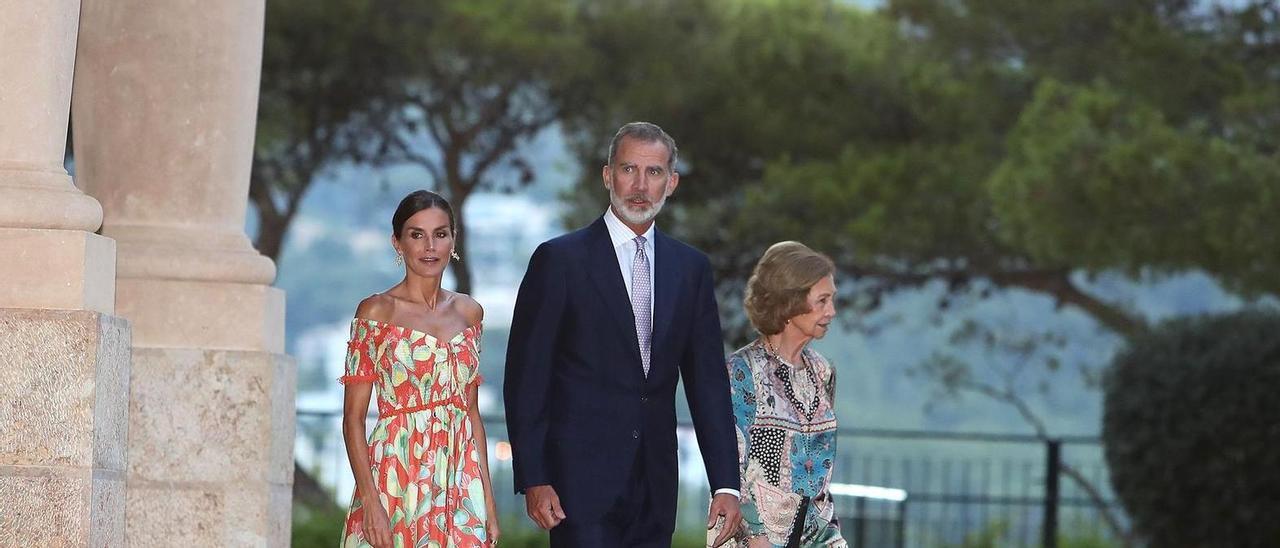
[606,121,679,171]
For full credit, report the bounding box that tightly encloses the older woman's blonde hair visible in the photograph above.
[744,241,836,335]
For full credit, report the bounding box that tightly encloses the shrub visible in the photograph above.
[1103,310,1280,545]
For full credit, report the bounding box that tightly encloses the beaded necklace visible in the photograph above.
[761,337,820,422]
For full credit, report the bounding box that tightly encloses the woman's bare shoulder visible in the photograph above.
[354,293,395,323]
[449,292,484,327]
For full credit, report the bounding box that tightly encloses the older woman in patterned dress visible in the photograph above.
[727,241,846,547]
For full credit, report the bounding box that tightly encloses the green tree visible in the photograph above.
[559,0,925,315]
[361,0,589,294]
[252,0,402,261]
[253,0,591,294]
[558,0,1279,336]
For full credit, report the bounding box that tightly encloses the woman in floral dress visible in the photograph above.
[728,241,846,547]
[340,190,499,547]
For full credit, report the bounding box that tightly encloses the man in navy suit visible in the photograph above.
[504,122,742,546]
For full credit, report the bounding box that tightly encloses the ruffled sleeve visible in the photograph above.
[338,319,379,384]
[464,324,485,390]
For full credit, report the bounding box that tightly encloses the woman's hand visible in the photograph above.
[485,505,501,546]
[747,535,774,548]
[361,501,394,548]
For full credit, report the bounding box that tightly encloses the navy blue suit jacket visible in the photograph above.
[503,218,739,522]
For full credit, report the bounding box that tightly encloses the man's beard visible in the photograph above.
[609,188,667,226]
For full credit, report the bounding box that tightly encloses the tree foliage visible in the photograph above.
[557,0,1280,343]
[1103,310,1280,545]
[253,0,588,293]
[367,0,588,293]
[253,0,401,261]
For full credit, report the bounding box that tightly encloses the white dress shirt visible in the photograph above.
[601,209,741,500]
[602,207,656,308]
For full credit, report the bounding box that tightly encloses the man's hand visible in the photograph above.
[524,484,567,530]
[706,493,742,547]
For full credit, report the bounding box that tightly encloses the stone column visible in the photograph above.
[72,0,295,545]
[0,2,130,546]
[0,0,111,312]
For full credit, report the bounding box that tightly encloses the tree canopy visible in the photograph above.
[256,0,1280,315]
[254,0,588,293]
[557,0,1280,343]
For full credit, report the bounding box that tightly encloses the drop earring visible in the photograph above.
[451,249,461,261]
[394,253,403,266]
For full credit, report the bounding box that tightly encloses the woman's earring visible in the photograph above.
[394,254,403,266]
[451,249,461,261]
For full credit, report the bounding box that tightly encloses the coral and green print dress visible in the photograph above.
[339,318,489,547]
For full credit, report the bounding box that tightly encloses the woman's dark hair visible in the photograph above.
[391,190,455,238]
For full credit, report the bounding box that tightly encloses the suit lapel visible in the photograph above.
[651,230,678,367]
[585,219,642,361]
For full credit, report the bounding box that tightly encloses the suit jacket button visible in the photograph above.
[632,430,639,439]
[640,396,648,403]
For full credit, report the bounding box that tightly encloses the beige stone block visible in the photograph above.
[0,469,125,548]
[127,349,294,485]
[125,483,225,547]
[88,471,126,548]
[267,353,298,486]
[126,480,291,547]
[0,309,130,470]
[123,347,294,546]
[110,224,276,284]
[116,280,284,352]
[0,229,116,314]
[266,482,294,547]
[0,308,128,546]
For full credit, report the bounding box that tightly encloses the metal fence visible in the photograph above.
[827,429,1126,547]
[296,411,1126,547]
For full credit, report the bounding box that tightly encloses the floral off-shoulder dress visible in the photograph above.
[339,318,489,548]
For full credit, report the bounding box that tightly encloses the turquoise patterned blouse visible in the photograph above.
[728,340,846,547]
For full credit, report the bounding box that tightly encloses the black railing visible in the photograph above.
[296,411,1125,547]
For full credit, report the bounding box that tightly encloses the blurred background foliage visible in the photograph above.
[257,0,1280,338]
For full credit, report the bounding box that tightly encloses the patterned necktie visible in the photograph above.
[630,235,652,376]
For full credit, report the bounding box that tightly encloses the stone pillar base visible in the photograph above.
[0,229,116,314]
[125,348,295,547]
[0,309,130,547]
[116,280,284,352]
[0,170,104,232]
